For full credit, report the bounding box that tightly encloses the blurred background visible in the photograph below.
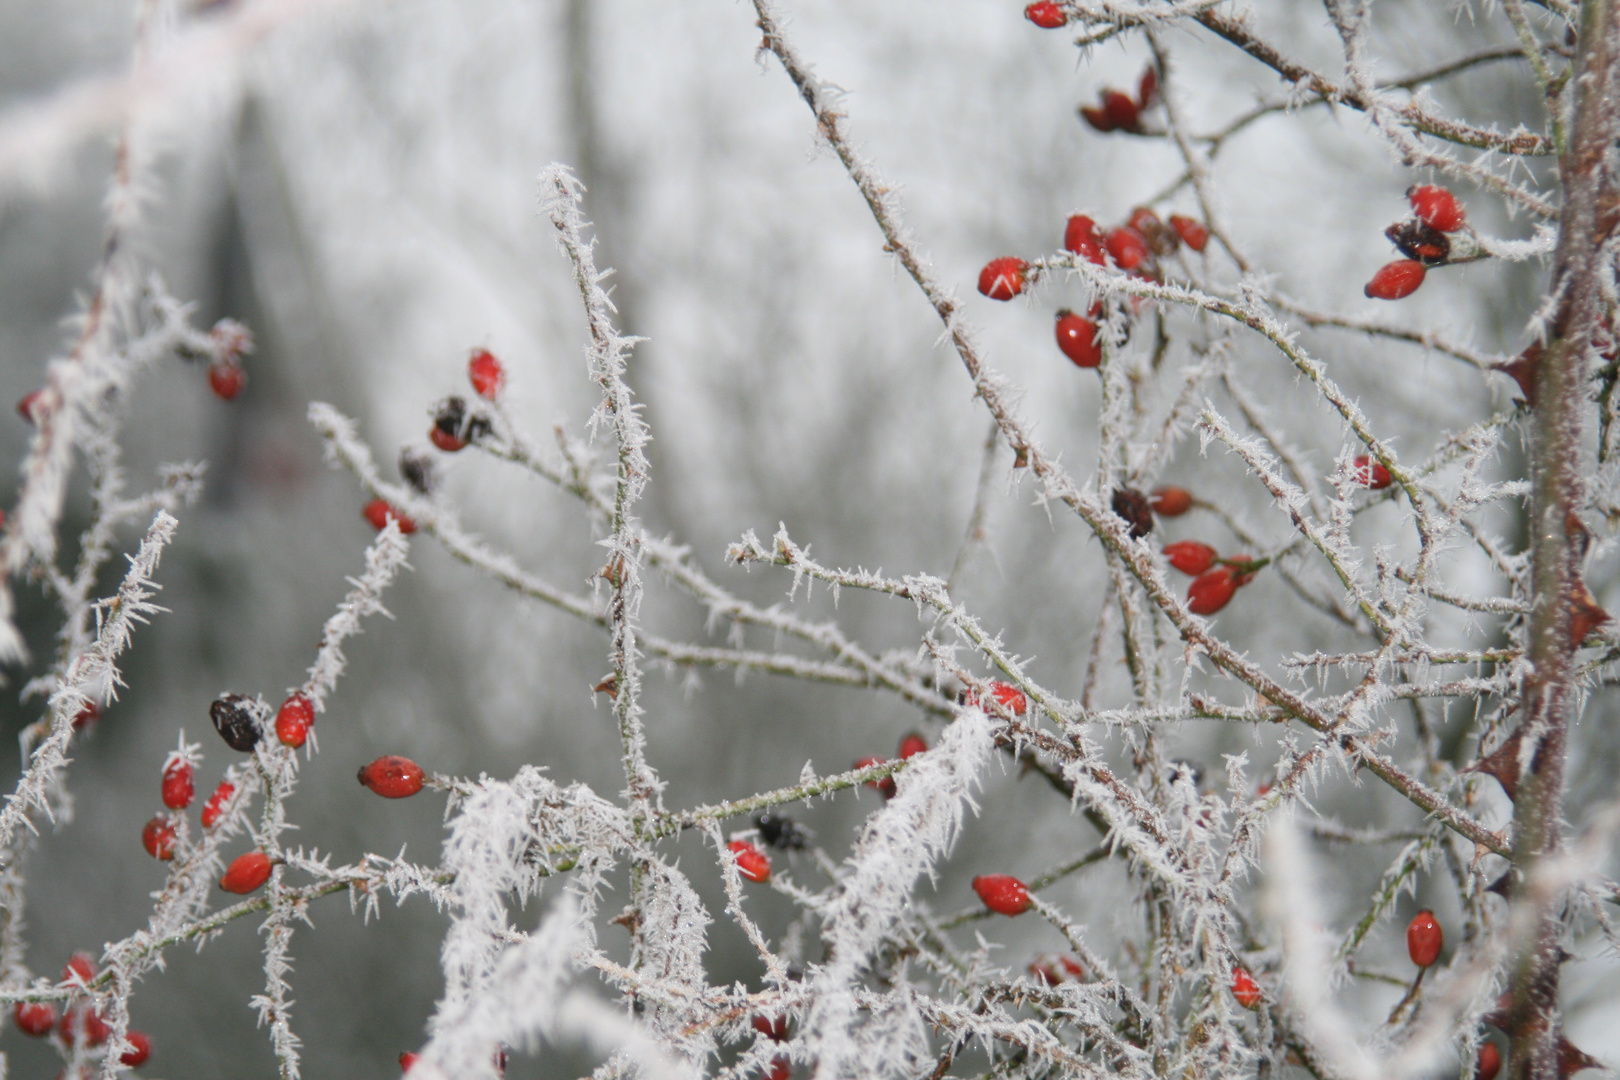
[0,0,1612,1076]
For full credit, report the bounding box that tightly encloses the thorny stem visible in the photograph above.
[1509,3,1620,1077]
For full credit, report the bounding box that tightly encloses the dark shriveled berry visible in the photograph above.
[211,693,263,752]
[399,448,438,496]
[1111,488,1154,539]
[754,812,808,850]
[1385,220,1450,265]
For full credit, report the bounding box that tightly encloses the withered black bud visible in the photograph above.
[1385,220,1450,265]
[1111,487,1155,539]
[211,693,262,752]
[399,448,437,496]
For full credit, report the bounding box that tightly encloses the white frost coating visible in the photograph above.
[297,522,411,712]
[1263,817,1380,1080]
[802,708,993,1080]
[630,857,713,1062]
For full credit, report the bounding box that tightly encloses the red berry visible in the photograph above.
[220,851,273,894]
[1100,89,1140,131]
[1138,66,1158,109]
[359,755,426,798]
[1226,553,1261,587]
[1477,1042,1502,1080]
[14,1002,56,1036]
[1105,227,1151,270]
[72,701,99,730]
[16,390,44,425]
[1079,105,1115,132]
[1168,214,1209,252]
[207,363,245,401]
[1023,1,1066,27]
[977,257,1028,301]
[275,693,315,749]
[1059,956,1084,978]
[202,781,236,828]
[1364,259,1425,300]
[61,953,95,986]
[141,815,177,861]
[1029,960,1062,986]
[1150,486,1193,516]
[468,349,505,400]
[1351,455,1393,490]
[363,498,417,535]
[752,1013,789,1041]
[854,756,897,799]
[429,427,466,453]
[972,874,1032,916]
[61,1004,110,1045]
[121,1031,152,1067]
[161,758,194,811]
[727,840,771,883]
[1055,309,1102,368]
[1407,909,1442,967]
[400,1052,421,1072]
[897,732,928,759]
[1163,540,1217,576]
[1231,966,1261,1009]
[1063,215,1107,264]
[768,1056,791,1080]
[1127,207,1163,236]
[963,681,1029,715]
[1407,185,1465,232]
[1188,566,1240,615]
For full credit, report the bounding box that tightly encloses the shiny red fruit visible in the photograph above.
[142,815,177,861]
[1063,214,1107,264]
[1150,486,1193,516]
[429,427,466,453]
[208,363,245,401]
[898,732,928,759]
[1477,1041,1502,1080]
[1023,1,1066,27]
[1127,207,1163,236]
[1055,309,1102,368]
[1105,227,1151,270]
[359,755,426,798]
[400,1052,421,1072]
[362,498,417,535]
[468,349,505,399]
[16,390,44,425]
[1079,104,1114,132]
[220,851,273,894]
[61,953,95,986]
[61,1004,110,1045]
[855,756,897,799]
[972,874,1032,916]
[72,701,99,730]
[120,1031,152,1067]
[768,1056,791,1080]
[977,257,1028,301]
[1351,455,1393,490]
[1408,185,1465,232]
[1101,89,1139,130]
[13,1001,56,1036]
[161,757,194,810]
[275,693,315,749]
[1168,214,1209,252]
[1188,566,1239,615]
[1364,259,1425,300]
[1163,540,1217,576]
[752,1012,789,1041]
[1231,966,1261,1009]
[728,840,772,883]
[964,681,1029,715]
[202,781,236,828]
[1407,909,1442,967]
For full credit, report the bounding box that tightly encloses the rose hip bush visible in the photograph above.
[0,1,1618,1079]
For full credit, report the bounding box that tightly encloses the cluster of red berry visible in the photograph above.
[1364,186,1468,301]
[1162,540,1263,616]
[12,953,152,1067]
[977,206,1208,373]
[854,730,932,800]
[1027,954,1084,986]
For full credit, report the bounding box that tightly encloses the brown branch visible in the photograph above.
[1509,2,1620,1078]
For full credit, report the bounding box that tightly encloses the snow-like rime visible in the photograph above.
[0,1,1617,1079]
